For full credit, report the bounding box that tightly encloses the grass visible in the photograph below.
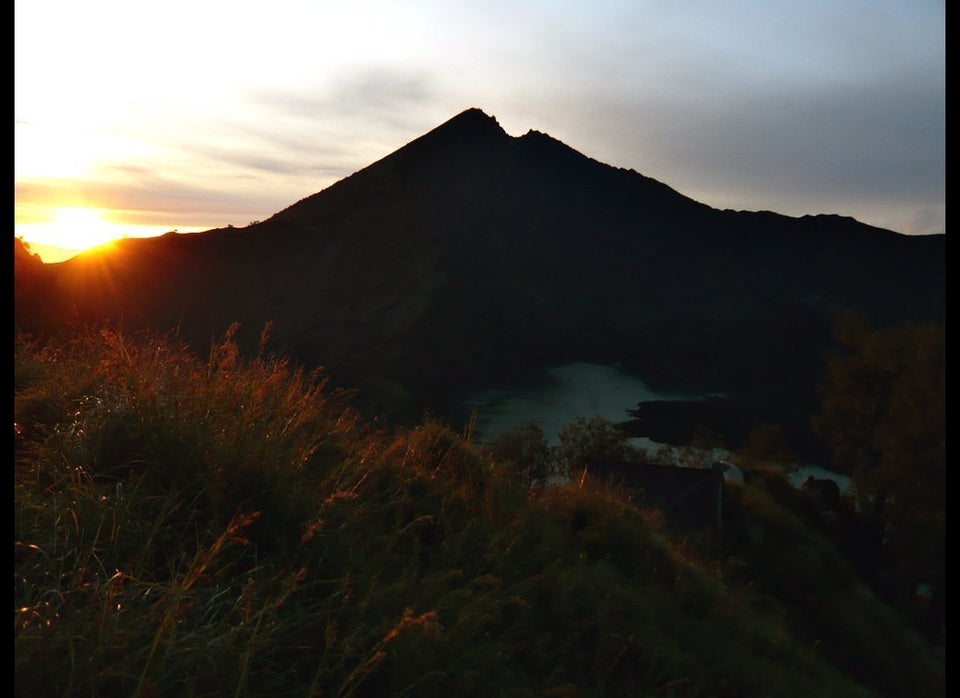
[14,326,943,697]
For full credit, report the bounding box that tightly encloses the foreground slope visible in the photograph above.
[14,329,944,696]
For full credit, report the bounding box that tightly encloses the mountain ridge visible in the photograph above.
[14,108,944,451]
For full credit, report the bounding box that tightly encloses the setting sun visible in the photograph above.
[15,206,135,262]
[47,207,124,251]
[15,203,211,263]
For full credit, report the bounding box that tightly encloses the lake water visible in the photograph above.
[462,361,850,491]
[462,361,698,447]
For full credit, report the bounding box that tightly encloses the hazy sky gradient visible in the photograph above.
[15,0,945,261]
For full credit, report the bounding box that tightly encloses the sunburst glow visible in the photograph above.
[22,207,128,257]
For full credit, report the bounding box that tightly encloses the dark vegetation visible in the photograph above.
[811,318,945,640]
[14,327,944,696]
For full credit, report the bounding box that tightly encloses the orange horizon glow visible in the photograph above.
[15,206,207,263]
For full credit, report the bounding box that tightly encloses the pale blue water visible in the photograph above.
[462,361,849,490]
[462,361,698,446]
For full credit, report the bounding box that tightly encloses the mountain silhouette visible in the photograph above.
[14,108,945,455]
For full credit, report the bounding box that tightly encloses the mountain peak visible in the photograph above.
[441,107,505,133]
[367,107,510,176]
[406,108,507,149]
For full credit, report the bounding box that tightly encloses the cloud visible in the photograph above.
[558,64,943,230]
[147,67,446,194]
[244,67,440,142]
[16,171,281,228]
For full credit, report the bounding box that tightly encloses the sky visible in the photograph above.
[15,0,945,263]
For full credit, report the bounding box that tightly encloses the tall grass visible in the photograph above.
[15,327,942,697]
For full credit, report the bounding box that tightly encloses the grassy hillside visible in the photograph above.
[14,327,943,697]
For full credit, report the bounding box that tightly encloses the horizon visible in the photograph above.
[16,2,944,263]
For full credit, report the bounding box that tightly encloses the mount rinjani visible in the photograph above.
[15,107,944,466]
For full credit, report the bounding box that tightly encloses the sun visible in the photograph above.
[17,204,204,262]
[46,207,126,252]
[15,206,137,261]
[30,206,125,260]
